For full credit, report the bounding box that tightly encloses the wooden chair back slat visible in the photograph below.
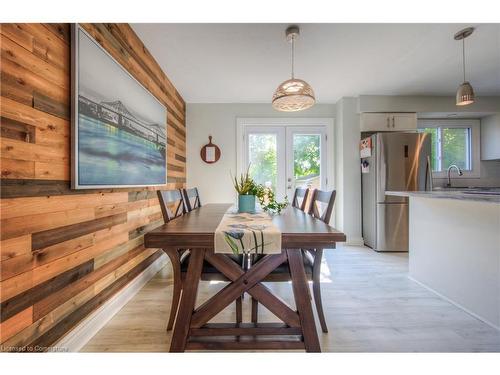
[182,188,202,212]
[292,187,309,212]
[157,189,186,223]
[307,189,336,224]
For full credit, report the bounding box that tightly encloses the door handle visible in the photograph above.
[287,185,292,189]
[392,117,395,128]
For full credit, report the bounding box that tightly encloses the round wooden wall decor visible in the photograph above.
[200,136,221,164]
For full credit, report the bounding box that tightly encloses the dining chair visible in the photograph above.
[156,189,244,330]
[251,189,337,333]
[292,187,309,211]
[157,189,186,222]
[182,187,201,212]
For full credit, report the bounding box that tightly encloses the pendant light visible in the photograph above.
[272,26,315,112]
[454,27,475,106]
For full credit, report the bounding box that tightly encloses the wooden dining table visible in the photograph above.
[144,203,346,352]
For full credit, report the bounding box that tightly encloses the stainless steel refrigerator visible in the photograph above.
[361,132,432,252]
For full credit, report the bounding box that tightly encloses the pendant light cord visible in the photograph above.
[462,38,466,82]
[291,35,295,79]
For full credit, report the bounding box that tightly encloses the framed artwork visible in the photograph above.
[71,24,167,189]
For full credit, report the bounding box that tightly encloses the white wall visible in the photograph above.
[334,98,363,245]
[358,95,500,114]
[186,103,336,204]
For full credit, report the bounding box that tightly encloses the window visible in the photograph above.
[418,119,480,178]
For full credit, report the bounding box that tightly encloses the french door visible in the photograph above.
[240,123,328,201]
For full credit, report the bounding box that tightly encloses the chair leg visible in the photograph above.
[165,249,182,331]
[251,297,258,323]
[236,296,243,324]
[312,249,328,333]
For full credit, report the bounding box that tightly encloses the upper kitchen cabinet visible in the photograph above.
[360,112,417,132]
[481,114,500,160]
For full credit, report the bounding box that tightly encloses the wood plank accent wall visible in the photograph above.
[0,23,186,351]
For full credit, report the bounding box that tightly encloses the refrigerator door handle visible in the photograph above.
[425,155,434,191]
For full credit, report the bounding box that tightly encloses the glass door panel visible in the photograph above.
[248,133,278,189]
[243,127,286,200]
[286,127,327,198]
[293,134,321,190]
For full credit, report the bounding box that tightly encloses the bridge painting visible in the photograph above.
[74,26,167,188]
[79,96,166,151]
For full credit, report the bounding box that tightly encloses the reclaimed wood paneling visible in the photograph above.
[0,234,31,261]
[1,260,94,322]
[0,97,69,139]
[3,234,95,280]
[29,251,162,350]
[0,23,186,350]
[1,34,69,89]
[0,116,36,143]
[0,306,32,343]
[0,57,69,106]
[1,158,35,179]
[33,243,146,320]
[31,212,128,250]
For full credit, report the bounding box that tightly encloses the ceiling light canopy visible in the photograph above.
[455,27,475,106]
[272,26,315,112]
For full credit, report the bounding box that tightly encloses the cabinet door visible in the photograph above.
[391,113,417,130]
[481,114,500,160]
[360,113,391,131]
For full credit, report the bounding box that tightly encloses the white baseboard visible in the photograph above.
[52,253,168,352]
[408,275,500,332]
[345,237,364,246]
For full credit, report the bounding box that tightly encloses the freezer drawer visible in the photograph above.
[375,203,409,252]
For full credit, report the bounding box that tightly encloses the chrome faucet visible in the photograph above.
[446,164,463,187]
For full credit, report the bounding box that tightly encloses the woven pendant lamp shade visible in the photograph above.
[272,26,315,112]
[456,81,475,106]
[272,78,315,112]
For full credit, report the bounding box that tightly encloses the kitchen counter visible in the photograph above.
[386,189,500,203]
[403,192,500,330]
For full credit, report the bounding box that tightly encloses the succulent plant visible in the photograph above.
[231,165,257,195]
[231,164,289,214]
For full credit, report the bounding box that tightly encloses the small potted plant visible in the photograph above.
[232,166,289,214]
[232,166,258,213]
[255,185,289,215]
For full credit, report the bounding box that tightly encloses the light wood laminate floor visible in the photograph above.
[81,245,500,352]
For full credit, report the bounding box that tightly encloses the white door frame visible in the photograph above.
[236,117,335,196]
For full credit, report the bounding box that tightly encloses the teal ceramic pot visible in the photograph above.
[238,195,256,213]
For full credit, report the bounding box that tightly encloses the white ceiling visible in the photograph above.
[131,23,500,104]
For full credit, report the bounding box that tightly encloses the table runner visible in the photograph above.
[214,207,282,254]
